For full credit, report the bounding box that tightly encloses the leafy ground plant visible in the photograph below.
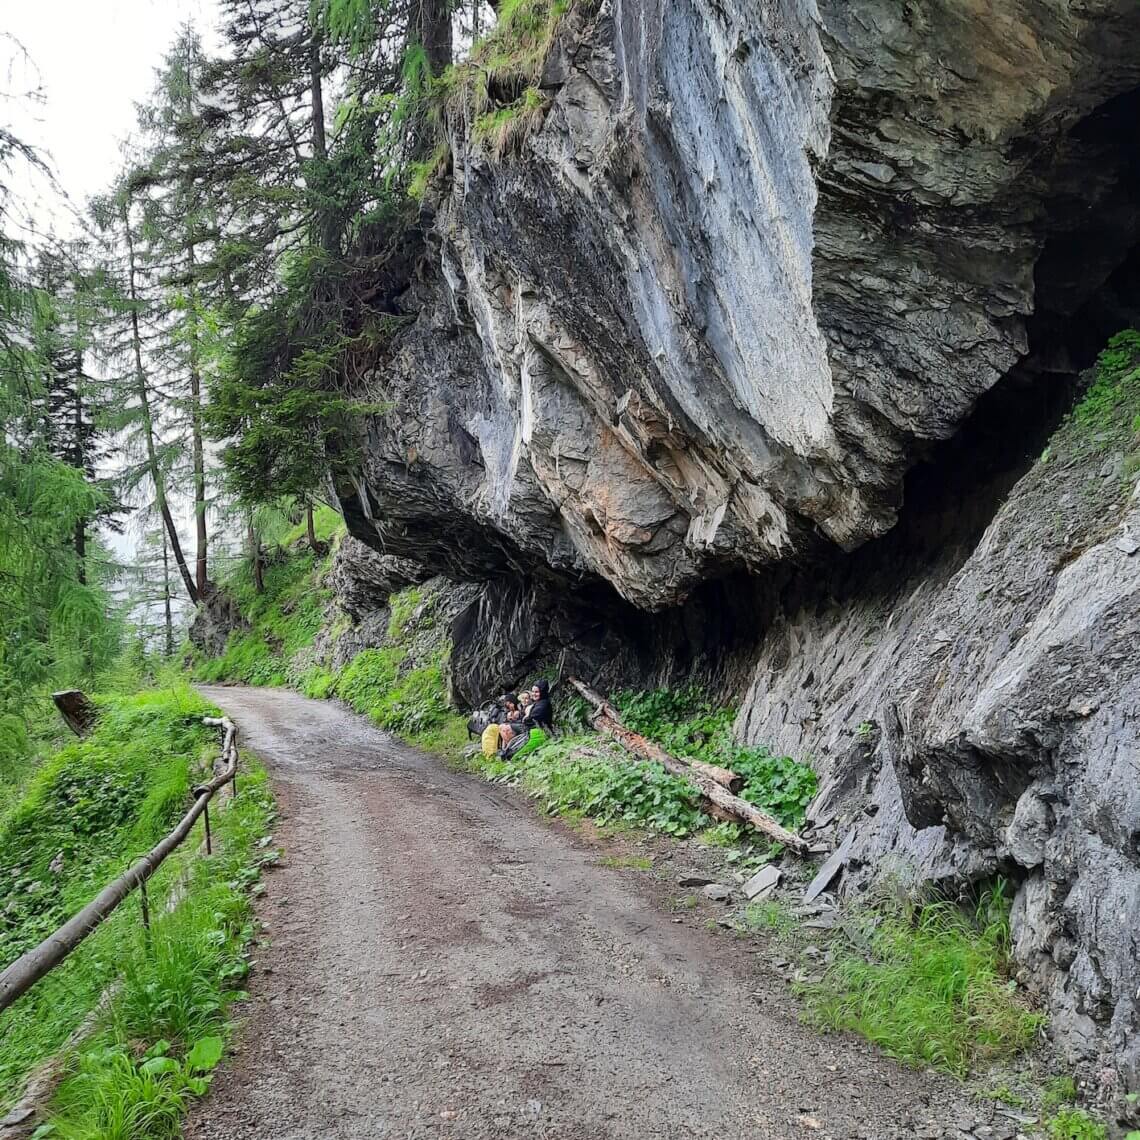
[1044,1107,1107,1140]
[0,686,215,1103]
[799,883,1043,1077]
[470,736,709,837]
[614,687,817,829]
[0,687,275,1136]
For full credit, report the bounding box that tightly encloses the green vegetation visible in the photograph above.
[614,687,817,829]
[472,86,547,156]
[980,1082,1027,1109]
[1043,1076,1079,1111]
[744,899,800,940]
[0,686,275,1131]
[1074,329,1140,436]
[598,854,652,871]
[1044,1108,1107,1140]
[336,645,452,737]
[447,0,567,113]
[36,765,274,1138]
[799,883,1043,1077]
[194,534,340,688]
[469,735,710,836]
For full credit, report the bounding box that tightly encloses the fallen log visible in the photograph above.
[689,759,743,794]
[567,678,808,856]
[0,717,238,1016]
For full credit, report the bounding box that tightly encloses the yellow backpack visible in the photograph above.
[481,723,501,758]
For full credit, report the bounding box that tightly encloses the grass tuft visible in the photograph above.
[799,883,1043,1076]
[1044,1107,1107,1140]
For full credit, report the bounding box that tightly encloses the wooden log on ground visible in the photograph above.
[689,759,743,794]
[0,717,238,1016]
[52,690,98,737]
[567,678,808,855]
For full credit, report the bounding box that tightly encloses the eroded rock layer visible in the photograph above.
[339,0,1140,609]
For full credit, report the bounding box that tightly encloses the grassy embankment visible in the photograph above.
[0,684,275,1138]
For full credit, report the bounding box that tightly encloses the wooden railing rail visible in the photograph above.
[0,716,238,1015]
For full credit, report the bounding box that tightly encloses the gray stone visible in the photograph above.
[332,0,1140,613]
[701,883,732,902]
[742,865,781,900]
[803,830,856,905]
[306,0,1140,1088]
[1004,789,1052,869]
[676,872,716,888]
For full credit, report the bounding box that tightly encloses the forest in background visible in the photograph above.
[1,0,555,790]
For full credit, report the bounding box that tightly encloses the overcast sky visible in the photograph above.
[5,0,221,239]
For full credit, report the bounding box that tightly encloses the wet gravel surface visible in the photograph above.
[185,685,977,1140]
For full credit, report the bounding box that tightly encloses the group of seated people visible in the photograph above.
[475,679,554,759]
[498,679,553,744]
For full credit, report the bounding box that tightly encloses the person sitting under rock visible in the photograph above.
[525,679,553,732]
[497,694,525,745]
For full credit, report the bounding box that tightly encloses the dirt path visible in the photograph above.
[187,685,974,1140]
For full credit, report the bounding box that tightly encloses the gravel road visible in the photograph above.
[185,685,974,1140]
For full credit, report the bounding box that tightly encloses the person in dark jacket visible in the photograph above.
[524,679,553,731]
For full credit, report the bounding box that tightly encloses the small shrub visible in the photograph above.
[370,661,447,735]
[1075,329,1140,434]
[335,648,404,715]
[298,667,337,700]
[1045,1108,1107,1140]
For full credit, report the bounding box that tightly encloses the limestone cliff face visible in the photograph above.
[340,0,1140,608]
[332,0,1140,1092]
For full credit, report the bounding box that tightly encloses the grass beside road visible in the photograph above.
[0,685,276,1139]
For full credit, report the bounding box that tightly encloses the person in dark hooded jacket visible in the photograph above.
[523,679,553,732]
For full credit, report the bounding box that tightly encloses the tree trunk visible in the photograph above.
[187,243,209,596]
[306,503,317,551]
[308,33,340,257]
[248,515,264,594]
[309,36,328,164]
[52,690,98,737]
[566,678,809,855]
[418,0,453,77]
[122,198,199,606]
[180,52,210,598]
[71,353,87,585]
[162,526,174,659]
[74,517,87,587]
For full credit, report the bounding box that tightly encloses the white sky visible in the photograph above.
[4,0,221,240]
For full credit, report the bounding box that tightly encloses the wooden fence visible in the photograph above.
[0,715,239,1015]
